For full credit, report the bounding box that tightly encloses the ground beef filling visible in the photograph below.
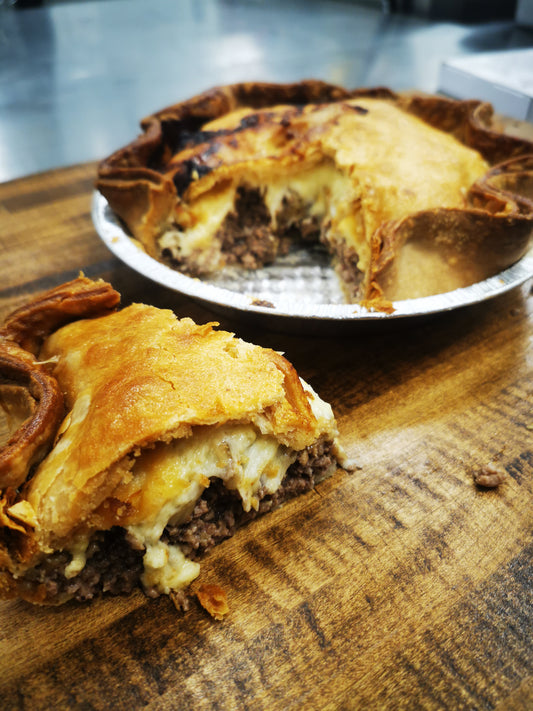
[20,528,144,603]
[275,189,322,243]
[166,438,335,559]
[161,183,360,286]
[218,186,282,268]
[20,439,336,603]
[331,237,365,299]
[217,185,325,269]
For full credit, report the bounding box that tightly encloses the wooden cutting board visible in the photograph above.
[0,161,532,710]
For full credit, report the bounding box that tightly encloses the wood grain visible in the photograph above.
[0,163,532,710]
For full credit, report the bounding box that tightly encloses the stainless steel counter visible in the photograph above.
[1,0,532,182]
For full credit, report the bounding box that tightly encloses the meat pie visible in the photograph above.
[0,277,347,607]
[97,81,533,310]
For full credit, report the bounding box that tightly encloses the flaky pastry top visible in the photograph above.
[170,98,489,211]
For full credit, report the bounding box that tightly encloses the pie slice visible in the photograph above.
[96,81,533,310]
[0,277,347,607]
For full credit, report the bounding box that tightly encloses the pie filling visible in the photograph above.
[17,436,337,604]
[159,166,369,299]
[159,166,370,298]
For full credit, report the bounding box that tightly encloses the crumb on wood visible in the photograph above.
[196,583,229,620]
[473,462,507,488]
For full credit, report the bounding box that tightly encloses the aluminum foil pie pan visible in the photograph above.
[92,191,533,325]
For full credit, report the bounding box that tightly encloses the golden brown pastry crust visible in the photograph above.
[1,275,120,355]
[96,81,533,310]
[365,154,533,306]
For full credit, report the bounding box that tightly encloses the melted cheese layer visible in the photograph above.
[124,423,298,594]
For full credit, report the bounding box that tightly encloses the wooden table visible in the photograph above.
[0,161,532,710]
